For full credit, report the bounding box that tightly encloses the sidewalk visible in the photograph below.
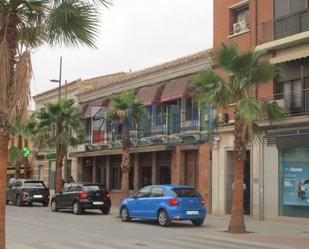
[112,206,309,249]
[194,214,309,249]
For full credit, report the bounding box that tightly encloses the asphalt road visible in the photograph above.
[6,204,279,249]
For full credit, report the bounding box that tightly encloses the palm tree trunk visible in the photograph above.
[121,126,130,193]
[23,139,30,178]
[228,117,246,233]
[55,145,65,193]
[0,131,9,249]
[15,135,22,179]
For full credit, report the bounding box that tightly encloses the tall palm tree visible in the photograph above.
[33,98,84,193]
[193,44,287,233]
[108,91,147,193]
[0,1,110,247]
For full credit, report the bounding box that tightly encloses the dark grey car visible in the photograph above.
[6,179,50,206]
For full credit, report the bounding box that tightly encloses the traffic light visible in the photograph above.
[22,147,30,157]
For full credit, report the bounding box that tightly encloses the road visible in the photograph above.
[6,204,282,249]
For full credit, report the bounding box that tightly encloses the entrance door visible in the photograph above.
[140,153,152,187]
[157,151,171,184]
[226,150,251,215]
[185,150,198,187]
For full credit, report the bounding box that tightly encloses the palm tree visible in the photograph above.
[108,91,147,193]
[193,44,287,233]
[33,98,84,193]
[8,111,31,179]
[0,1,110,247]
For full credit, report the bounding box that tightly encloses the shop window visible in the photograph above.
[230,4,249,35]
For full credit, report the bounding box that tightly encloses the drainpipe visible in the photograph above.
[259,135,265,221]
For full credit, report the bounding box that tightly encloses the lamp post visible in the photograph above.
[50,56,62,100]
[50,56,63,191]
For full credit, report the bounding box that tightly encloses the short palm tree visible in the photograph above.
[0,1,110,246]
[33,99,84,193]
[108,91,147,193]
[193,43,287,233]
[9,111,31,179]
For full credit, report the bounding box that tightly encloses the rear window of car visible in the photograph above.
[82,185,105,192]
[172,188,201,197]
[24,181,45,188]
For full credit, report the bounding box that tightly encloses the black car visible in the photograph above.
[6,179,50,206]
[50,183,111,215]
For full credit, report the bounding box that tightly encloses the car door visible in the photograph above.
[131,187,152,218]
[6,182,16,202]
[57,185,70,208]
[148,187,166,218]
[11,180,22,201]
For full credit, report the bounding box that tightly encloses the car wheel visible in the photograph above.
[158,209,171,227]
[42,201,49,207]
[16,195,23,207]
[101,207,110,215]
[73,201,83,215]
[191,219,204,226]
[120,207,130,222]
[51,199,58,212]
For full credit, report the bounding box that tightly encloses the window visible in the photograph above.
[230,4,249,34]
[38,165,44,180]
[150,187,165,197]
[92,107,107,144]
[172,188,201,197]
[24,181,45,188]
[112,167,121,190]
[136,187,151,198]
[62,185,70,193]
[84,118,91,143]
[277,80,302,113]
[155,105,166,126]
[15,181,22,188]
[82,185,105,192]
[274,0,308,18]
[185,98,199,121]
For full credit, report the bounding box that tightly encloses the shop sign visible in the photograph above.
[283,164,309,206]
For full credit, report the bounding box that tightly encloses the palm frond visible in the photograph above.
[193,70,233,109]
[217,43,239,72]
[8,146,24,164]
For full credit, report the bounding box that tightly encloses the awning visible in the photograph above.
[277,133,309,149]
[84,99,104,119]
[160,76,192,102]
[136,84,163,105]
[270,43,309,64]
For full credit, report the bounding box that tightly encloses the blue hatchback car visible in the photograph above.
[119,185,207,227]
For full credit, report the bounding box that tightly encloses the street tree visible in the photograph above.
[0,0,111,247]
[33,98,84,193]
[108,91,147,193]
[193,44,287,233]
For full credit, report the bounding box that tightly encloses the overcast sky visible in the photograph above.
[31,0,213,99]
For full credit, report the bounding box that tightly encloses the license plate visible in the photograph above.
[33,195,43,198]
[93,201,104,205]
[186,211,199,215]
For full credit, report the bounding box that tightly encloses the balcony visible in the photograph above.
[259,8,309,45]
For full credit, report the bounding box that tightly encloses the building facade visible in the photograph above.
[72,50,213,205]
[213,0,309,219]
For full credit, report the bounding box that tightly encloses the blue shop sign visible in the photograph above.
[283,164,309,206]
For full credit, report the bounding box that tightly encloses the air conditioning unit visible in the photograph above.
[233,20,248,34]
[269,99,285,108]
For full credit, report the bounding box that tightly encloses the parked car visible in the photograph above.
[6,179,50,207]
[50,183,111,215]
[119,185,207,227]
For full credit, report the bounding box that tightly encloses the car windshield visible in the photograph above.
[82,185,105,192]
[172,188,201,197]
[24,181,45,188]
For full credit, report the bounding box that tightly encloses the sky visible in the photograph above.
[30,0,213,99]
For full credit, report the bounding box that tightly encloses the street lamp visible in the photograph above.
[50,56,62,100]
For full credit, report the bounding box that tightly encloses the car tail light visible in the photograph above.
[201,198,205,206]
[168,198,180,206]
[79,192,88,199]
[106,193,110,199]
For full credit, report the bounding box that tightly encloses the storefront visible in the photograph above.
[277,134,309,218]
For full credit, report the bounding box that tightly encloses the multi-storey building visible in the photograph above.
[72,50,213,205]
[213,0,309,219]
